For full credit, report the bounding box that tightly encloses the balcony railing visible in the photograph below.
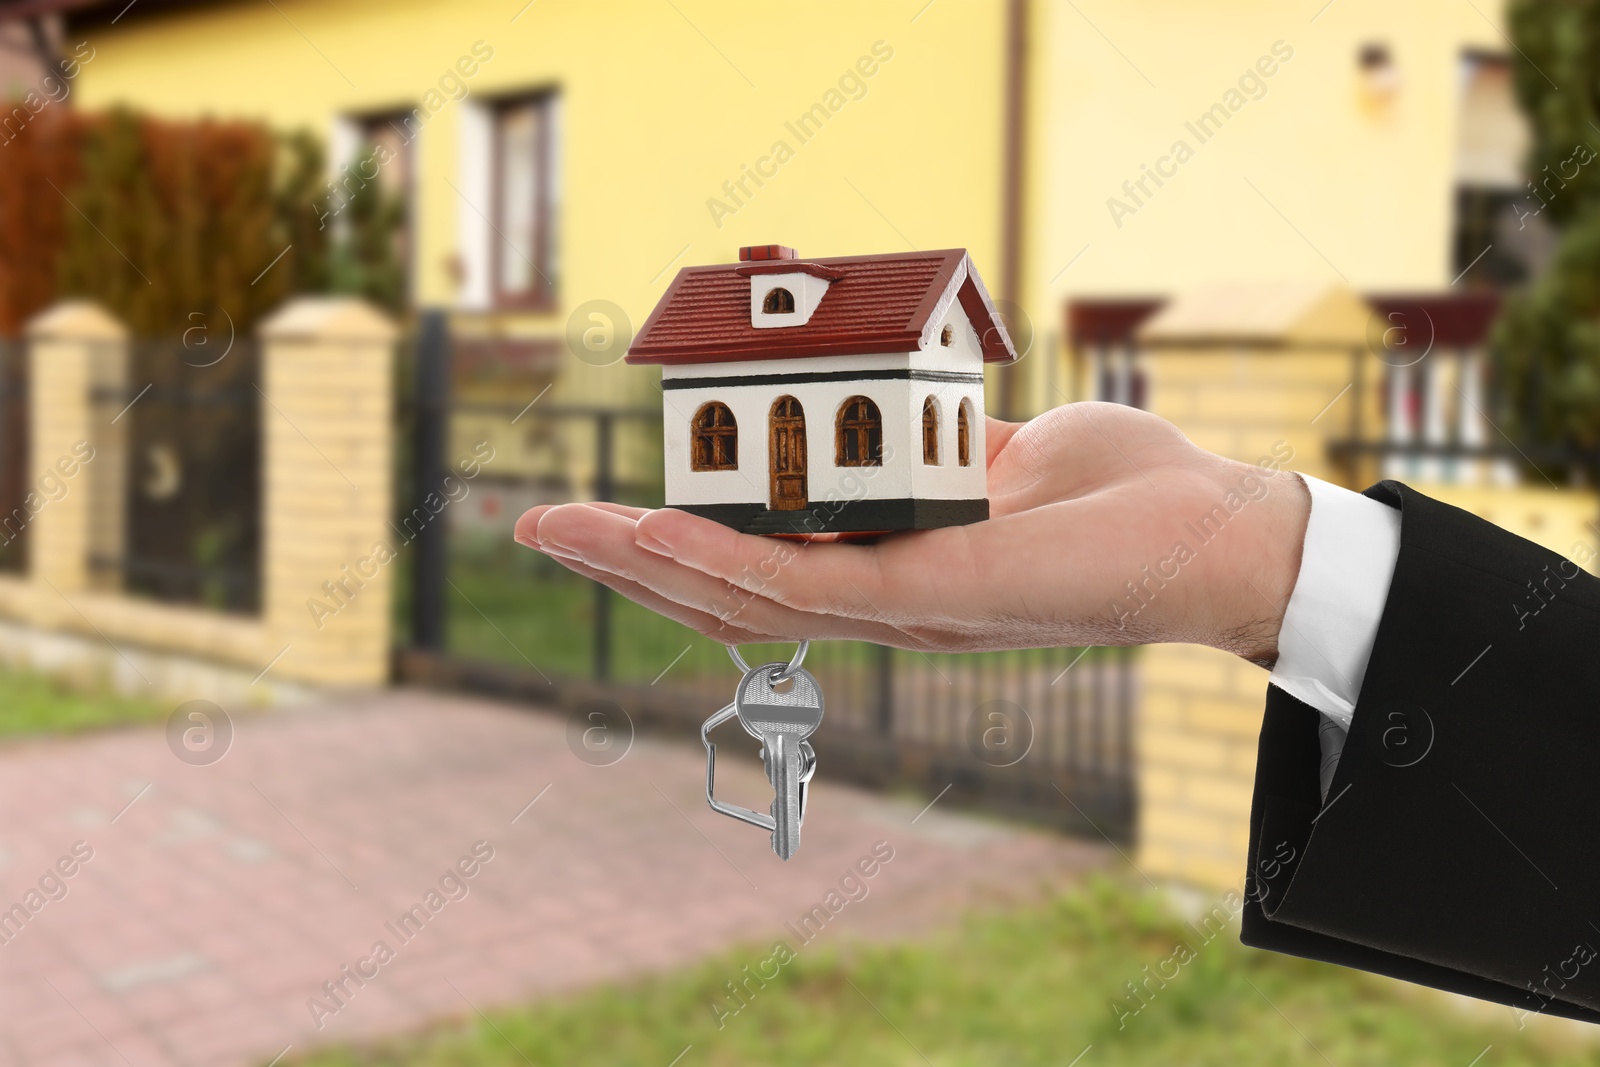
[1360,293,1518,486]
[1066,298,1162,409]
[1067,291,1574,486]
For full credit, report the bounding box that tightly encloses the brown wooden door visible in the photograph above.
[768,396,807,510]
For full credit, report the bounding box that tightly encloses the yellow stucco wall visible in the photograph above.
[1022,0,1508,411]
[1033,0,1504,299]
[70,0,1011,409]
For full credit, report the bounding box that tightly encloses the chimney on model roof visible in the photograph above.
[739,244,798,262]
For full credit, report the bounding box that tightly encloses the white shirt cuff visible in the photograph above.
[1268,475,1402,729]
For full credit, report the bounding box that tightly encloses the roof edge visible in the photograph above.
[627,332,926,366]
[953,257,1019,364]
[624,248,1019,365]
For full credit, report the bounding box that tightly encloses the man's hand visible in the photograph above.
[514,402,1311,666]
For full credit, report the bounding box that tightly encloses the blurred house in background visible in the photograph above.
[50,5,1562,483]
[18,0,1545,469]
[0,1,1517,390]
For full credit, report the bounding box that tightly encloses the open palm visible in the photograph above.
[517,402,1308,664]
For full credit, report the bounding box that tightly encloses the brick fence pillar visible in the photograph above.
[259,298,397,687]
[1132,282,1374,889]
[25,301,125,603]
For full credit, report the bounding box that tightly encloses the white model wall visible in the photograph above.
[661,367,986,508]
[659,297,995,509]
[907,300,989,501]
[904,385,985,501]
[662,373,916,507]
[915,281,990,373]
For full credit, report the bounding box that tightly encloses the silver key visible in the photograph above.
[761,740,817,825]
[736,663,824,860]
[795,740,817,824]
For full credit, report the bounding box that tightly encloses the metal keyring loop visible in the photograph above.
[728,640,809,682]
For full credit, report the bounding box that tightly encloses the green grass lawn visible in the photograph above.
[0,665,169,738]
[291,878,1591,1067]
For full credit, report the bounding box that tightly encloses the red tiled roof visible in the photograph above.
[626,249,1018,366]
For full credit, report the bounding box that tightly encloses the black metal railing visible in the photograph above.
[0,339,29,575]
[1327,437,1600,487]
[88,337,262,613]
[395,312,1137,840]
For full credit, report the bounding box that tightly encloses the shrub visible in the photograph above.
[0,107,400,336]
[1494,0,1600,451]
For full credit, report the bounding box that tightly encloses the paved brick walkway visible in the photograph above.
[0,690,1108,1067]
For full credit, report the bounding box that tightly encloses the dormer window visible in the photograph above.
[763,288,796,315]
[738,246,843,329]
[940,325,954,346]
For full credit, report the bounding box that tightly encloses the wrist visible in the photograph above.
[1204,467,1311,667]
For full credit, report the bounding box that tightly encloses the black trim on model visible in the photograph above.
[661,368,985,391]
[668,497,988,534]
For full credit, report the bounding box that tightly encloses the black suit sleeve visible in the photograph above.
[1241,481,1600,1024]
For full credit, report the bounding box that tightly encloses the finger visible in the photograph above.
[984,414,1024,467]
[514,505,552,546]
[540,548,790,644]
[539,505,753,622]
[543,545,890,644]
[584,501,654,520]
[632,507,899,620]
[632,507,985,630]
[516,502,652,546]
[538,504,899,642]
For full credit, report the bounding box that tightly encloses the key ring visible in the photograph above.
[701,702,776,833]
[727,640,809,682]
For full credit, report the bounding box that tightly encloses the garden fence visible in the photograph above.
[395,312,1138,841]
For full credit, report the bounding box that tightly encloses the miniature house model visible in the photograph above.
[626,245,1019,535]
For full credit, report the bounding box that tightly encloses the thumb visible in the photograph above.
[984,415,1024,467]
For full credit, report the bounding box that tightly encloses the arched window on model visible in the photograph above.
[690,401,738,471]
[836,395,883,467]
[921,396,940,465]
[762,287,795,314]
[957,398,973,467]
